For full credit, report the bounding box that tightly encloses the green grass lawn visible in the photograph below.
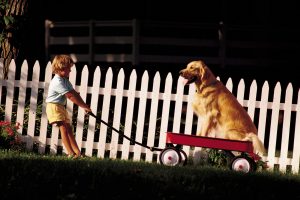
[1,150,300,200]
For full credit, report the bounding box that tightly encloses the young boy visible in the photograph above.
[46,54,92,158]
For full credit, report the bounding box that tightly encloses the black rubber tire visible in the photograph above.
[178,149,188,166]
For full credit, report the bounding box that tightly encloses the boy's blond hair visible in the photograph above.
[52,54,74,74]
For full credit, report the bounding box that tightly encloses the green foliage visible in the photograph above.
[0,120,25,151]
[0,0,28,65]
[205,148,269,172]
[1,151,300,200]
[207,148,228,168]
[0,0,13,44]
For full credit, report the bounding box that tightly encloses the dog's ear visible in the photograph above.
[199,61,216,84]
[199,61,209,81]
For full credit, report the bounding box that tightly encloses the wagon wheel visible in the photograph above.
[230,155,256,173]
[178,149,188,166]
[174,144,188,166]
[159,147,182,166]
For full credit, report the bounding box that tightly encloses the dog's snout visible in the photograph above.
[179,69,184,75]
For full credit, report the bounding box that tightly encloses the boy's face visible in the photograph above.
[58,66,72,78]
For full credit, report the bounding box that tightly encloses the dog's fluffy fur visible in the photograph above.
[180,60,266,156]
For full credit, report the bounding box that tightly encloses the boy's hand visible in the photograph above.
[84,107,92,114]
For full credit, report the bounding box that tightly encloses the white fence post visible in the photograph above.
[292,89,300,173]
[133,71,148,161]
[26,61,40,150]
[145,72,160,162]
[172,75,184,133]
[38,62,52,154]
[158,73,173,152]
[97,68,113,158]
[121,70,137,160]
[109,69,125,159]
[248,80,258,121]
[257,81,269,145]
[5,59,16,122]
[85,66,101,157]
[267,83,281,168]
[279,84,293,171]
[16,60,29,137]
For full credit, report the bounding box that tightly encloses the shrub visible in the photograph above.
[0,121,25,151]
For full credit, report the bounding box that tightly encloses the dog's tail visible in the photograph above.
[243,133,267,156]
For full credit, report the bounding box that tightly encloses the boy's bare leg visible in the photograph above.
[65,123,81,156]
[59,123,76,156]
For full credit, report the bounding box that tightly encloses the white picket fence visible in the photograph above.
[1,59,300,174]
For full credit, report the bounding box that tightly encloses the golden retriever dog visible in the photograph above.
[179,60,266,156]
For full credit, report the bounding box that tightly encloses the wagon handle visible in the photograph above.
[87,112,163,152]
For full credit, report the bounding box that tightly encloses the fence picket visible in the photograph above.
[292,89,300,173]
[66,65,77,121]
[121,70,137,160]
[85,66,101,157]
[38,62,52,153]
[172,76,184,133]
[145,72,160,162]
[236,79,245,106]
[26,61,40,150]
[97,68,113,158]
[248,80,257,120]
[183,83,195,135]
[158,73,172,150]
[257,81,269,145]
[5,60,16,122]
[267,83,281,168]
[279,84,293,171]
[182,83,196,156]
[225,78,233,92]
[133,71,148,161]
[45,59,57,154]
[109,69,124,159]
[16,60,29,137]
[74,66,89,151]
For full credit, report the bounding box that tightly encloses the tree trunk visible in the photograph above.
[0,0,28,79]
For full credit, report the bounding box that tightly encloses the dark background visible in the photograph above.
[19,0,300,87]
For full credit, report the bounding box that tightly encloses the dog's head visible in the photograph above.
[179,60,215,86]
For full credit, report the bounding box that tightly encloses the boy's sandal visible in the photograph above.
[67,154,77,159]
[67,153,85,159]
[73,154,80,159]
[67,154,74,158]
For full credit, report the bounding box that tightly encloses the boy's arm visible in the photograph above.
[65,90,92,112]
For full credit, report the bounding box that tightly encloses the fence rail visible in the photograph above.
[45,19,300,73]
[1,59,300,173]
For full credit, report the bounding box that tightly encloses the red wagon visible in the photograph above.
[159,132,262,173]
[88,112,263,173]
